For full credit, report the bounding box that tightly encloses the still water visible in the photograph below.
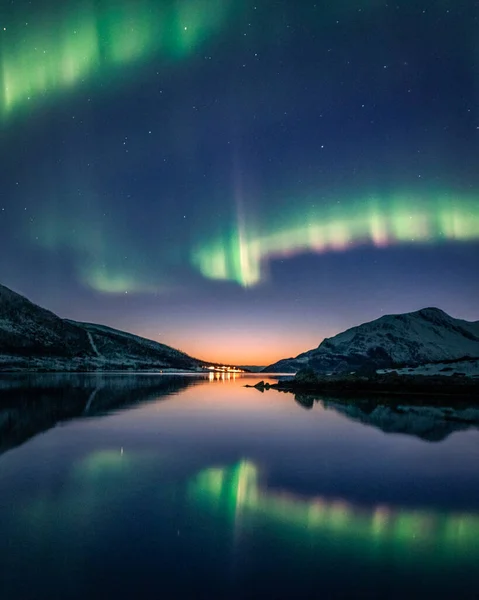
[1,373,479,599]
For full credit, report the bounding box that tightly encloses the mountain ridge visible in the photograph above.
[264,307,479,374]
[0,283,203,371]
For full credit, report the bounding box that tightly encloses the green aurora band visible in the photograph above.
[189,460,479,565]
[30,197,162,294]
[192,192,479,287]
[1,0,420,120]
[30,190,479,294]
[0,0,235,119]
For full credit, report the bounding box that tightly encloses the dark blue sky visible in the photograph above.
[0,0,478,363]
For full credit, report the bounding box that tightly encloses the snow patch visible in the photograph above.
[86,331,102,358]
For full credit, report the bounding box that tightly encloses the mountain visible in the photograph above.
[0,283,203,371]
[239,365,265,373]
[264,308,479,374]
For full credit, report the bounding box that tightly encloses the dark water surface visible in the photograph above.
[1,373,479,599]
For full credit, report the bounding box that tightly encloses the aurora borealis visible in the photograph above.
[1,0,235,117]
[194,192,479,286]
[1,0,478,364]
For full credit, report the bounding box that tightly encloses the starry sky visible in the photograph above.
[1,0,478,365]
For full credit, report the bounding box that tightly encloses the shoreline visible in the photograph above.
[248,375,479,403]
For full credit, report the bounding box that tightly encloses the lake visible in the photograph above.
[1,373,479,599]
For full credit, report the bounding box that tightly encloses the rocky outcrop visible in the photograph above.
[273,368,479,397]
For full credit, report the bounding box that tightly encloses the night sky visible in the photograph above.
[1,0,478,365]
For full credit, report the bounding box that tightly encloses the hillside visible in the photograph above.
[264,308,479,375]
[0,284,203,372]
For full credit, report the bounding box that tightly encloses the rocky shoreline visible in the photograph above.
[246,371,479,440]
[248,369,479,401]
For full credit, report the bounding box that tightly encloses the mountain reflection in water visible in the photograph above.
[0,374,201,455]
[2,374,479,457]
[292,393,479,441]
[1,374,479,599]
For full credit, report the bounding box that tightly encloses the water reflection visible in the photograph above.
[189,460,479,566]
[209,371,238,382]
[0,374,202,455]
[320,397,479,441]
[284,391,479,441]
[1,375,479,598]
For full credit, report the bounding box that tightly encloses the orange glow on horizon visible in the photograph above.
[183,336,322,367]
[135,323,338,367]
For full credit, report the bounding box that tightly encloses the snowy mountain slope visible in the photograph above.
[0,283,202,371]
[66,320,198,369]
[264,308,479,374]
[378,358,479,378]
[0,284,91,358]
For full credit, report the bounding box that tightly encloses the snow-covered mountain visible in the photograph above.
[0,283,203,371]
[264,308,479,374]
